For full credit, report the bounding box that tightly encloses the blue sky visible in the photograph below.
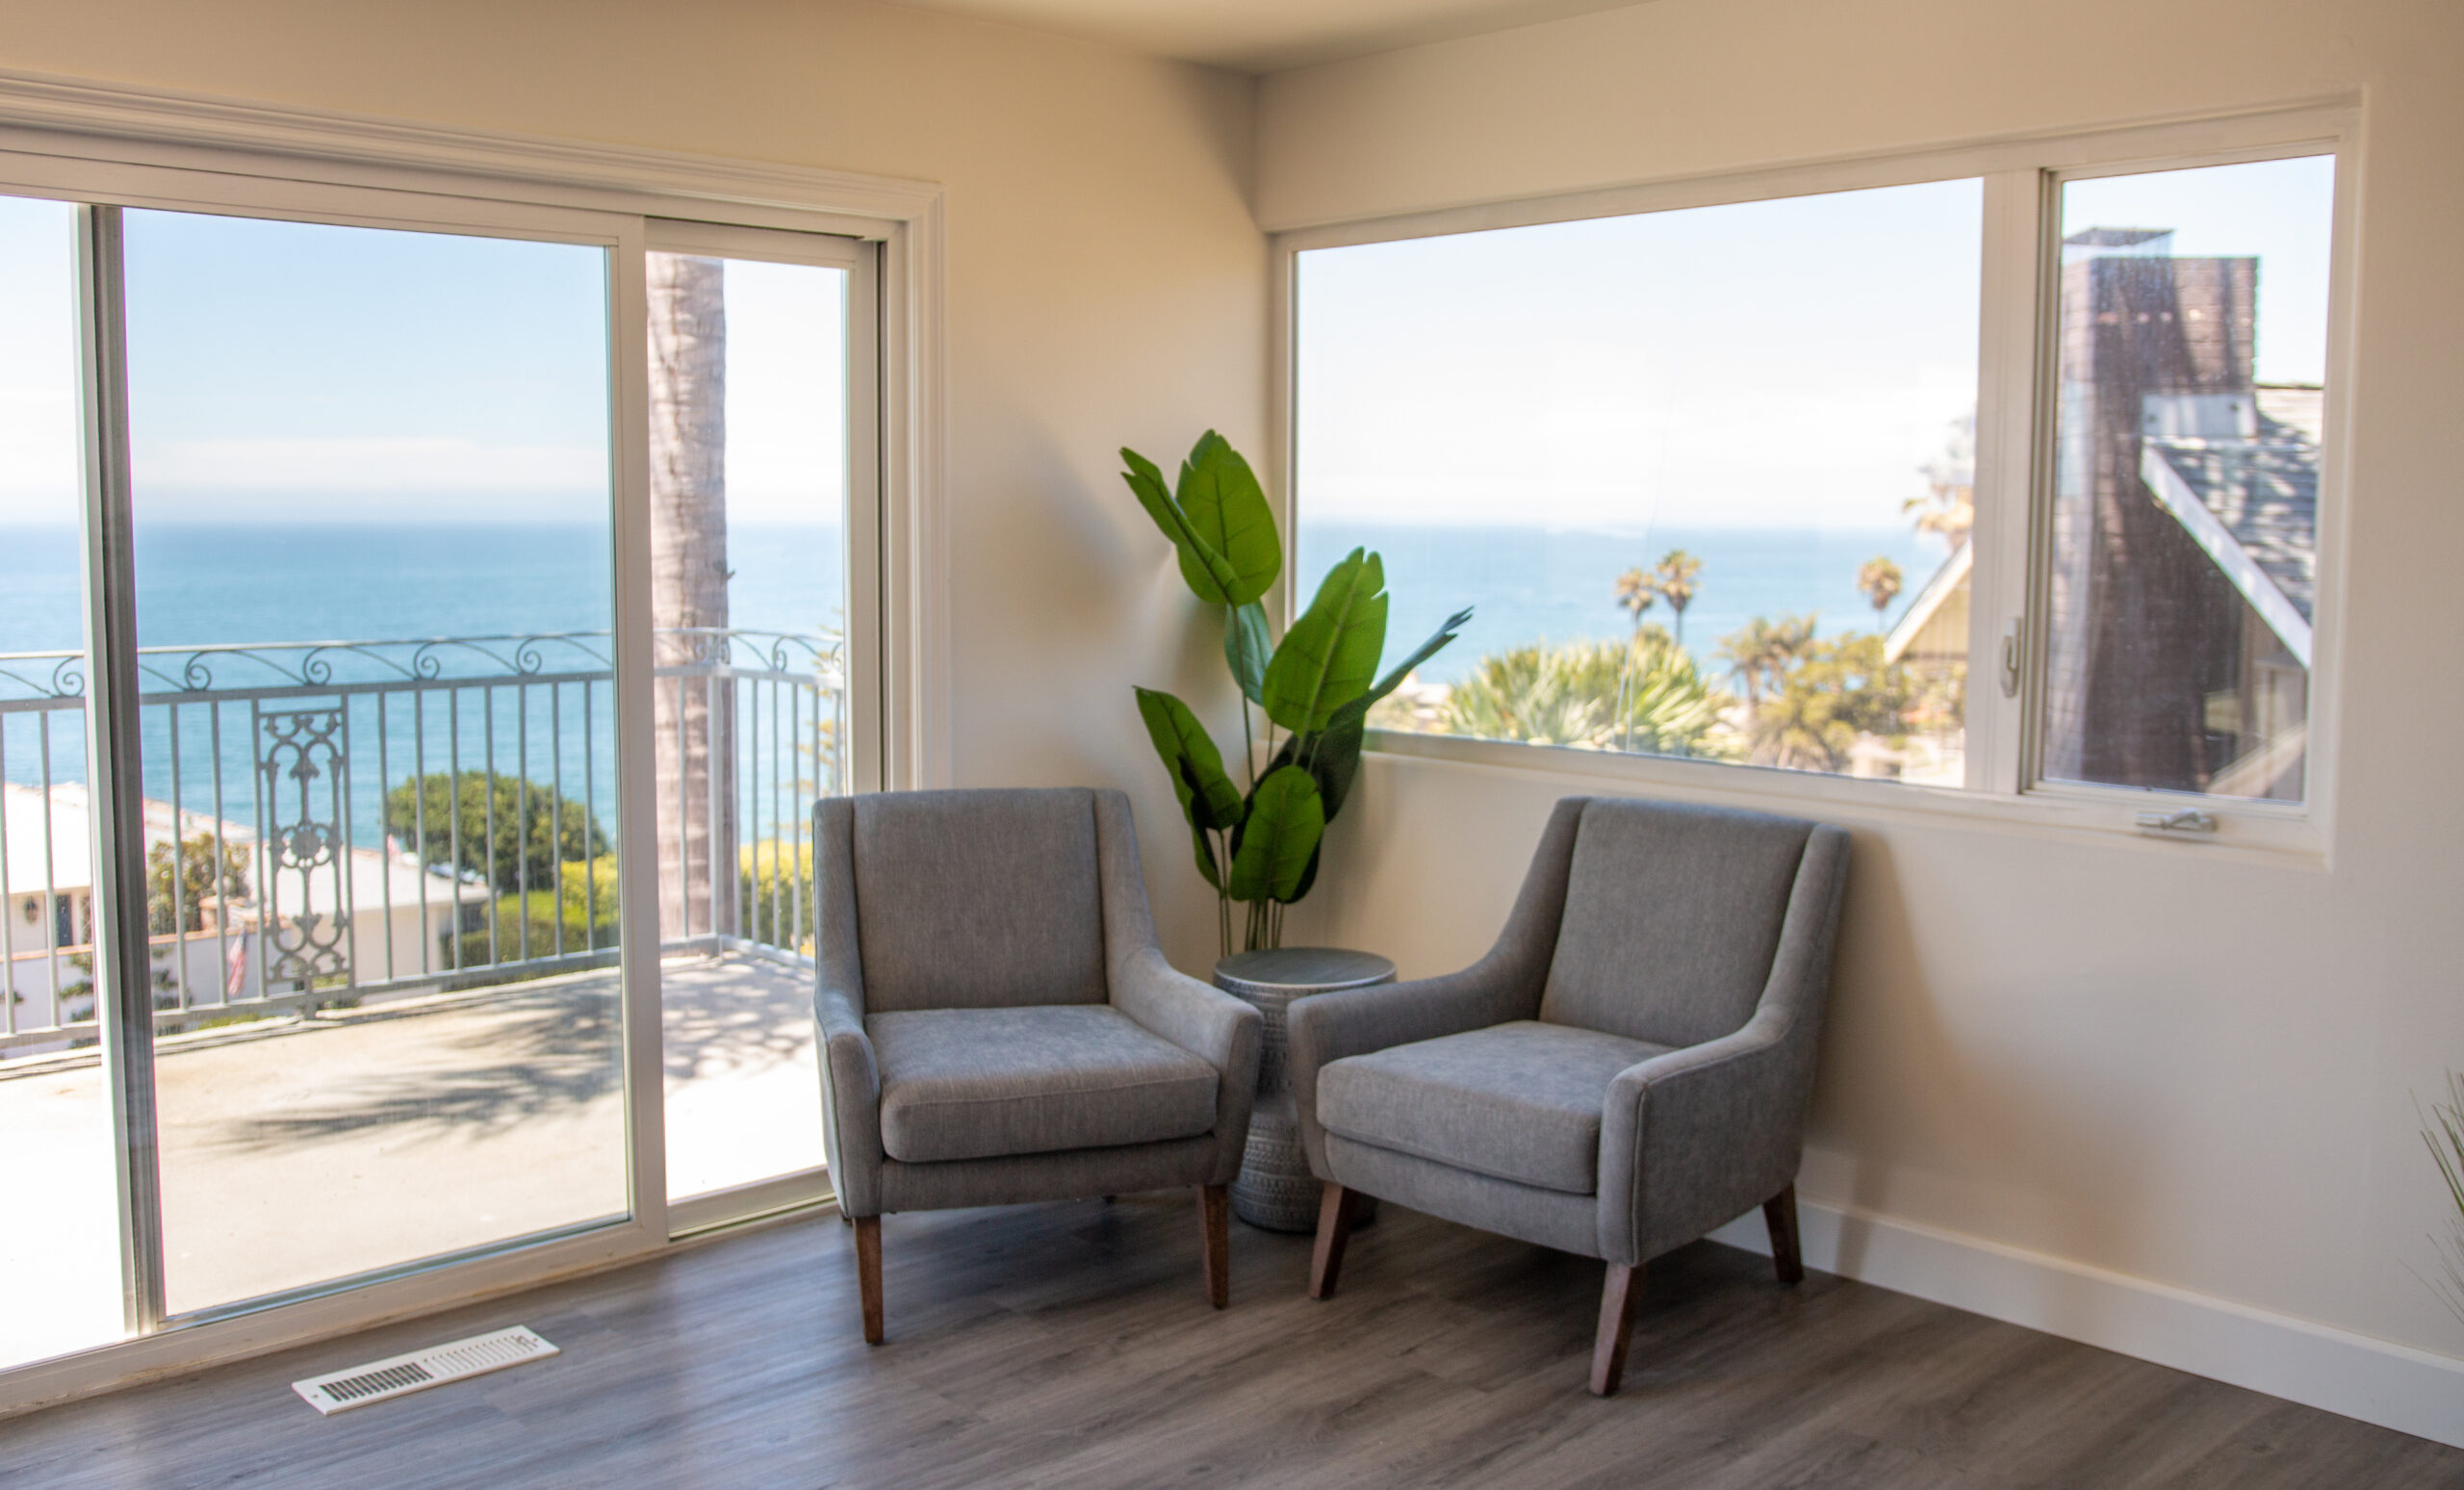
[0,201,847,526]
[1297,155,2334,533]
[0,155,2331,538]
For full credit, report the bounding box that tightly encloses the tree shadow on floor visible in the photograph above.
[212,955,812,1149]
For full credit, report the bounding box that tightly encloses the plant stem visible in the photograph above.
[1215,833,1232,959]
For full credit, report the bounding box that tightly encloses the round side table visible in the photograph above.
[1213,946,1395,1233]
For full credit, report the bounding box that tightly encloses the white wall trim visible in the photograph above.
[1707,1197,2464,1451]
[0,64,939,230]
[1262,94,2356,237]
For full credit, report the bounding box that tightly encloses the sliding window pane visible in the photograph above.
[0,194,124,1367]
[1296,180,1981,784]
[119,210,626,1316]
[647,249,846,1206]
[2040,156,2333,802]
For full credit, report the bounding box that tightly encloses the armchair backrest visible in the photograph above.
[1536,798,1824,1049]
[827,786,1110,1013]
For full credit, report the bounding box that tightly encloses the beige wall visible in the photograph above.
[1263,0,2464,1370]
[0,0,1267,955]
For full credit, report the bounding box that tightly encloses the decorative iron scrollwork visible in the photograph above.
[260,707,351,986]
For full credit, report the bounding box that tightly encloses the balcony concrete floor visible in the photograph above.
[0,952,822,1371]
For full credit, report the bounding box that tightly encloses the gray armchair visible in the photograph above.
[813,786,1263,1343]
[1287,795,1849,1395]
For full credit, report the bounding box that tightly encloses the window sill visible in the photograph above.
[1361,729,2330,870]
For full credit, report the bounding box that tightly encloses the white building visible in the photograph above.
[2,783,490,1051]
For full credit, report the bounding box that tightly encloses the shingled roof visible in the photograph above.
[2139,383,2322,665]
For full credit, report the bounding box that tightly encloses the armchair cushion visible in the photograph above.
[851,788,1108,1013]
[871,1005,1219,1164]
[1539,801,1815,1048]
[1317,1020,1670,1195]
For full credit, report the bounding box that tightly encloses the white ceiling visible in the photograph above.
[880,0,1656,72]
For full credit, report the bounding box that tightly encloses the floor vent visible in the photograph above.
[292,1325,558,1414]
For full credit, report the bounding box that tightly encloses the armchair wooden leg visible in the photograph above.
[854,1215,884,1345]
[1199,1184,1231,1309]
[1763,1184,1805,1286]
[1307,1182,1359,1300]
[1589,1261,1642,1397]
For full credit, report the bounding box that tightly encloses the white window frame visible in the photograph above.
[0,66,946,1418]
[1270,99,2357,865]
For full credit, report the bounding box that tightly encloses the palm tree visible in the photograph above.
[1610,567,1657,749]
[649,252,732,941]
[1714,613,1817,712]
[1858,555,1904,618]
[1654,550,1703,645]
[1612,567,1656,629]
[1442,637,1725,757]
[1715,618,1778,710]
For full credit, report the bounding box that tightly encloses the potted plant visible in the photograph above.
[2426,1071,2464,1324]
[1122,431,1469,957]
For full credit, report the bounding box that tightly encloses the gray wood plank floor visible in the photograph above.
[10,1196,2461,1488]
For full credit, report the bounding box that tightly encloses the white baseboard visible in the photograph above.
[1707,1198,2464,1451]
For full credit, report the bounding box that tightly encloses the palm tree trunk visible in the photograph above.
[649,253,733,943]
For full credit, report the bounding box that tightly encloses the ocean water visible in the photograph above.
[0,520,843,654]
[2,513,1952,836]
[0,519,844,847]
[1298,522,1953,684]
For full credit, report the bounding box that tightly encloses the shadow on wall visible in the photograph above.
[1296,762,2172,1308]
[956,424,1252,965]
[1815,828,2164,1298]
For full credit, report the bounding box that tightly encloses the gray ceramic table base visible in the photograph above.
[1213,946,1395,1233]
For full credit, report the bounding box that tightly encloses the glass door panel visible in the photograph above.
[0,193,124,1367]
[645,244,849,1207]
[117,209,628,1316]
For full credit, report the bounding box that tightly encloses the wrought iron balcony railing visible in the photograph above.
[0,628,840,1056]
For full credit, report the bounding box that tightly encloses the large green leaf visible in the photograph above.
[1133,686,1244,831]
[1120,446,1243,604]
[1120,448,1182,554]
[1175,431,1279,605]
[1263,604,1475,824]
[1224,602,1271,706]
[1189,821,1223,891]
[1261,549,1388,734]
[1362,605,1475,712]
[1270,718,1366,824]
[1227,765,1323,904]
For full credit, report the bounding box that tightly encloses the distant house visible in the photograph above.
[2,782,489,1049]
[1886,224,2320,800]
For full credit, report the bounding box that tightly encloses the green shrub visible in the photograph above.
[739,839,813,955]
[1440,632,1730,757]
[389,771,608,895]
[454,855,620,969]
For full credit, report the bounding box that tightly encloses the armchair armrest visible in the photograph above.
[1594,1006,1821,1265]
[815,979,886,1218]
[1113,945,1264,1186]
[1288,962,1533,1176]
[1113,946,1262,1074]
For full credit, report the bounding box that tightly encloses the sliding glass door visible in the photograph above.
[116,207,631,1316]
[0,193,122,1371]
[645,221,872,1224]
[0,173,877,1371]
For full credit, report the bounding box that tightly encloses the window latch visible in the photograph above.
[1999,619,2024,699]
[2135,808,2219,835]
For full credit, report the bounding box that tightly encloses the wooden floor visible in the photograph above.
[12,1197,2461,1489]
